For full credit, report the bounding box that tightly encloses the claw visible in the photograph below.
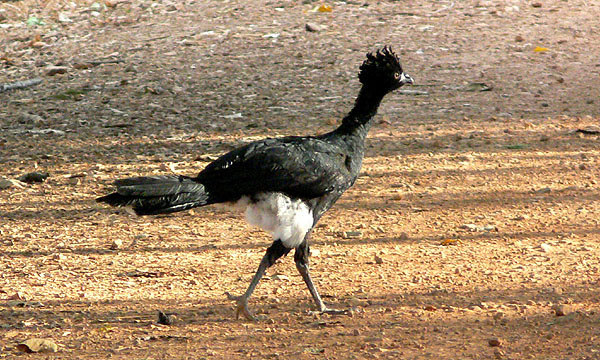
[236,300,257,321]
[227,293,256,321]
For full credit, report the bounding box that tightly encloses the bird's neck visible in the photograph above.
[334,84,387,140]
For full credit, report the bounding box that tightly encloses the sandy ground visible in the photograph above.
[1,0,599,359]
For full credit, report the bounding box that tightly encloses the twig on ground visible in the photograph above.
[399,89,430,96]
[143,35,170,42]
[574,128,600,135]
[0,78,43,93]
[87,59,124,66]
[430,1,455,15]
[73,59,124,69]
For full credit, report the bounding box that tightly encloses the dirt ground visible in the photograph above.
[1,0,599,359]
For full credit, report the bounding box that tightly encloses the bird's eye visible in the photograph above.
[394,72,401,79]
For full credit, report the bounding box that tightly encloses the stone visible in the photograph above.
[271,274,290,281]
[343,231,362,239]
[552,304,572,317]
[488,337,502,347]
[0,178,13,189]
[16,338,58,353]
[18,172,49,183]
[305,23,322,32]
[157,311,176,325]
[110,239,123,250]
[45,66,68,76]
[539,243,552,253]
[347,297,368,307]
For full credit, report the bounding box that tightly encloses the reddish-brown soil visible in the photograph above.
[1,0,599,359]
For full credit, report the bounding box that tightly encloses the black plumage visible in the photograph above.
[97,46,413,319]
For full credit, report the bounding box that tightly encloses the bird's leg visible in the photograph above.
[294,237,348,316]
[233,240,290,320]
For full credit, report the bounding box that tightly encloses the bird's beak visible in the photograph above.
[400,72,414,85]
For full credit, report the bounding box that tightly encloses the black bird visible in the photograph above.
[97,46,413,320]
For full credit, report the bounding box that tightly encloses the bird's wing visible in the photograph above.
[196,137,350,201]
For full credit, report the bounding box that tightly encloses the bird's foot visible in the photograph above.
[225,292,256,321]
[308,307,351,317]
[235,300,257,321]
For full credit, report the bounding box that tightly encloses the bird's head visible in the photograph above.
[358,46,413,92]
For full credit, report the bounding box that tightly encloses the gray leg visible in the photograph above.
[294,237,348,315]
[232,240,290,320]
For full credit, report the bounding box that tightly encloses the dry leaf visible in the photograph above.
[6,292,26,300]
[17,338,58,353]
[271,274,290,281]
[311,4,332,12]
[441,239,461,246]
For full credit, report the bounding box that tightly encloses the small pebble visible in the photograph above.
[343,231,362,239]
[540,243,552,253]
[45,66,68,76]
[374,254,383,264]
[110,239,123,250]
[553,304,571,317]
[270,274,290,281]
[553,287,563,295]
[18,172,49,183]
[157,310,176,325]
[16,338,58,353]
[488,337,502,347]
[305,23,322,32]
[347,297,368,307]
[0,178,13,189]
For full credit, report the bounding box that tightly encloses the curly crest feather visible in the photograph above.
[358,46,404,85]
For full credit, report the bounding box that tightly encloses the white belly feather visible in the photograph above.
[235,193,313,248]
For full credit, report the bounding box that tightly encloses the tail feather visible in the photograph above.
[96,175,210,215]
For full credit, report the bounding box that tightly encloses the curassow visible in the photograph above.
[97,46,413,320]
